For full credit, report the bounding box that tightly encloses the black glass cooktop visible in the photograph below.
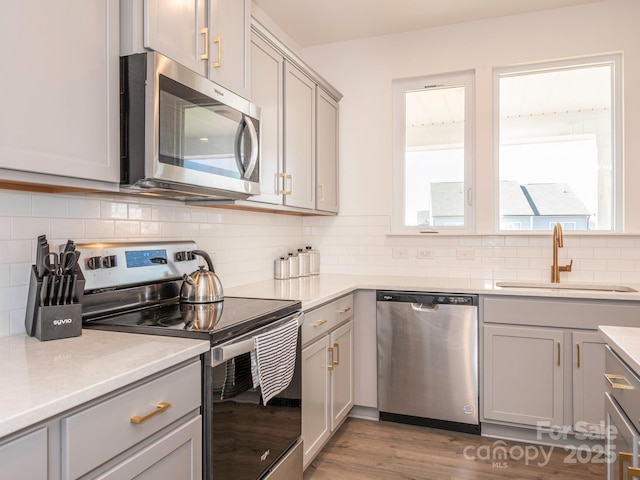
[83,296,301,345]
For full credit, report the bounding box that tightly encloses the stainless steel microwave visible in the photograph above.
[120,52,260,200]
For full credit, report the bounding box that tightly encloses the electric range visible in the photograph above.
[75,241,303,480]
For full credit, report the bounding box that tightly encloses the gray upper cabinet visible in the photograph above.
[0,0,120,190]
[208,0,250,99]
[144,0,207,76]
[316,88,339,213]
[249,32,284,205]
[124,0,249,98]
[241,22,341,215]
[284,62,317,210]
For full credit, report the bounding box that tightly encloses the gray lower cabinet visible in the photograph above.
[482,295,640,437]
[572,331,606,435]
[91,416,202,480]
[0,359,202,480]
[0,427,49,480]
[483,324,564,426]
[63,360,202,479]
[302,295,354,470]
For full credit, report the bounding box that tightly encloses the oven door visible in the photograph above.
[203,314,302,480]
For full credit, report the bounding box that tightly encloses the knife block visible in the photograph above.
[25,264,85,341]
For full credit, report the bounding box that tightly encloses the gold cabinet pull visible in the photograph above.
[130,402,171,424]
[621,452,633,480]
[327,347,334,370]
[604,373,635,390]
[200,27,209,60]
[277,173,287,195]
[338,307,351,314]
[312,319,327,328]
[333,342,340,365]
[318,183,325,202]
[557,342,561,366]
[213,36,222,68]
[285,174,293,195]
[576,344,581,368]
[629,466,640,480]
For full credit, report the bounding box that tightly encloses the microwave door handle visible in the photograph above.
[234,117,246,177]
[243,117,259,179]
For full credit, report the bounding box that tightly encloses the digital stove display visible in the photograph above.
[125,249,168,268]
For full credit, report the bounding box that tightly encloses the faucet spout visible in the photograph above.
[551,223,572,283]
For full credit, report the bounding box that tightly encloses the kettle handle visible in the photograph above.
[191,250,215,273]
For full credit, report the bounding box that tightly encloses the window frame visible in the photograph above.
[493,54,623,233]
[391,70,476,235]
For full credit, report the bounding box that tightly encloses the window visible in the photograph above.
[392,71,475,233]
[496,55,621,232]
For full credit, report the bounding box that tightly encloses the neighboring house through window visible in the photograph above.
[496,55,621,232]
[392,71,475,233]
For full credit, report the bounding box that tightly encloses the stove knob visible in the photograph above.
[103,255,118,269]
[86,256,103,270]
[175,251,197,261]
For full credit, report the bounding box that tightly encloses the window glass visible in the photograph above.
[393,72,474,232]
[497,58,619,231]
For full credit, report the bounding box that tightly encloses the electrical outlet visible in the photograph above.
[392,247,409,259]
[456,248,476,260]
[417,248,433,259]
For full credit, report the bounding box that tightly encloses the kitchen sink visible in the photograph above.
[495,281,638,293]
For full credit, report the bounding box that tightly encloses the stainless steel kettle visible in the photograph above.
[180,250,224,303]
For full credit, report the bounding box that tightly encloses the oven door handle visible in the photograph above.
[209,312,303,367]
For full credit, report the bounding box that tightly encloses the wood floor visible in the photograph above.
[304,418,605,480]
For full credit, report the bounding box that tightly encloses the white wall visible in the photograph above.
[302,0,640,232]
[297,0,640,282]
[0,189,302,336]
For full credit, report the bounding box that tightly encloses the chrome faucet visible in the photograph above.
[551,222,573,283]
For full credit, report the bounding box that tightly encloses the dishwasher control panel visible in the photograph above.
[376,291,478,306]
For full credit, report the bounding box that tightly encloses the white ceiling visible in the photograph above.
[253,0,603,48]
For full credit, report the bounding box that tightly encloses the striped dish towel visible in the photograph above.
[250,317,299,405]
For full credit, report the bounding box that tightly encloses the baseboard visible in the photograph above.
[348,405,379,421]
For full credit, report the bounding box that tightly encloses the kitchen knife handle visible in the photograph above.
[130,402,171,424]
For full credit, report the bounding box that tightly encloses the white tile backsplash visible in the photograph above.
[5,191,640,336]
[0,189,304,336]
[301,215,640,285]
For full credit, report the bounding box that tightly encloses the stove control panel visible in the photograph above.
[73,241,202,291]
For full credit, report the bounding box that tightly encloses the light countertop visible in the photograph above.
[225,274,640,310]
[599,325,640,374]
[4,273,640,441]
[0,330,209,439]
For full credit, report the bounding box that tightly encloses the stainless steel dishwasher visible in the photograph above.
[377,291,480,434]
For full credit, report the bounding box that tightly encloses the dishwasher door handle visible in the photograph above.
[410,302,439,312]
